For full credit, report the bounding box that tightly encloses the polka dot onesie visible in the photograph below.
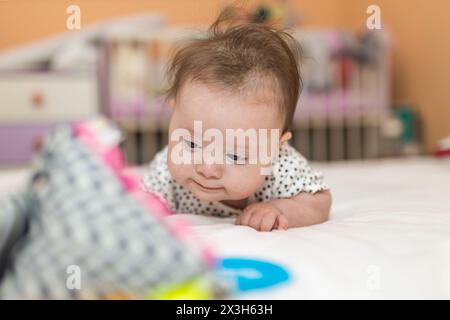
[141,143,329,217]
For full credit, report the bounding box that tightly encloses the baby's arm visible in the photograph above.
[236,143,331,231]
[235,190,332,231]
[272,190,332,228]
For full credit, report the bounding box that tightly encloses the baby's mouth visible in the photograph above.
[192,179,223,192]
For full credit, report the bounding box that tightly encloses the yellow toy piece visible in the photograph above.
[149,277,214,300]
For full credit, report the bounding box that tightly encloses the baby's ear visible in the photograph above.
[167,97,175,109]
[279,131,292,146]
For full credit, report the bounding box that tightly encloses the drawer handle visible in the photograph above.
[32,135,44,152]
[31,91,45,109]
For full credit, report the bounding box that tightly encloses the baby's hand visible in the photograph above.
[235,202,289,232]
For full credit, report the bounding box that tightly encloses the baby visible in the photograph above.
[142,14,332,232]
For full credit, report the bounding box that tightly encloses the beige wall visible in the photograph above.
[1,0,449,152]
[343,0,450,152]
[0,0,349,50]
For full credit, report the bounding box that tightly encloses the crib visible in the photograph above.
[99,27,392,165]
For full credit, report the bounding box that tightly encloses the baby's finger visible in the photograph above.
[276,214,289,230]
[237,209,249,225]
[260,212,277,232]
[248,211,264,230]
[238,210,253,226]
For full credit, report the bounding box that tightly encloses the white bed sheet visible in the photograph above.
[167,157,450,299]
[1,157,450,299]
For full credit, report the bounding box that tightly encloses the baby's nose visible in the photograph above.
[195,163,223,179]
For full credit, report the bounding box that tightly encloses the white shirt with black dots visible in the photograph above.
[141,143,329,217]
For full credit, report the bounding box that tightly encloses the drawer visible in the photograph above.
[0,72,98,123]
[0,123,70,164]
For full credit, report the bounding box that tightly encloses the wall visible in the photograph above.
[343,0,450,152]
[1,0,449,152]
[0,0,347,50]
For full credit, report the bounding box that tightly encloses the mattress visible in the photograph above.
[167,157,450,299]
[1,157,450,299]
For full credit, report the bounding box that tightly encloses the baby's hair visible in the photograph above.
[165,6,303,131]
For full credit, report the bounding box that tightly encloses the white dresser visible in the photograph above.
[0,71,99,164]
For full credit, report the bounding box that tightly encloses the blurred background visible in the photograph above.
[0,0,449,166]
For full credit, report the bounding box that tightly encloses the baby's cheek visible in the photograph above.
[226,165,266,198]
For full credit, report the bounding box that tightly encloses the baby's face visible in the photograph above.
[166,81,287,203]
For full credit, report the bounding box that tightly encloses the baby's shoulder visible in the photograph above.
[273,142,309,168]
[252,142,327,200]
[150,145,169,167]
[142,146,171,192]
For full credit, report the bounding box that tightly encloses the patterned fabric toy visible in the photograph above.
[0,118,219,299]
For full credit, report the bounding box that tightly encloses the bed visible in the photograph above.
[1,157,450,299]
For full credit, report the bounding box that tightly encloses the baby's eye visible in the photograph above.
[226,153,247,164]
[183,138,201,151]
